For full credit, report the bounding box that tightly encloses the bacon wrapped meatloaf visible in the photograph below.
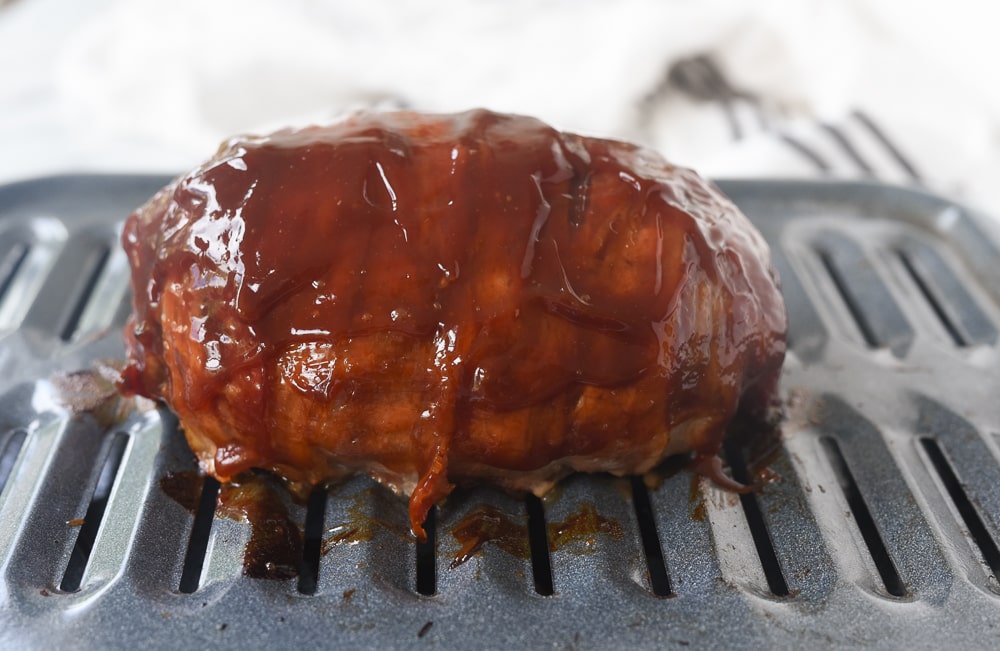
[117,109,787,539]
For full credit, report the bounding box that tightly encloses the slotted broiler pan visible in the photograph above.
[1,175,998,649]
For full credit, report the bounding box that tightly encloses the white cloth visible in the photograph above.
[1,0,999,218]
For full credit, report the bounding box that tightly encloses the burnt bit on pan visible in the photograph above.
[215,471,304,580]
[159,470,205,515]
[161,468,305,580]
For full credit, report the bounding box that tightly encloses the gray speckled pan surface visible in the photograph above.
[0,175,998,649]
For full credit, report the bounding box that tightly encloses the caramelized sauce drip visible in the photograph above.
[449,505,530,568]
[448,502,622,568]
[159,470,203,514]
[321,524,369,554]
[320,487,412,554]
[161,471,627,579]
[216,475,303,580]
[546,502,623,549]
[160,470,303,580]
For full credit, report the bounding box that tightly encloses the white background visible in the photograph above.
[1,0,999,216]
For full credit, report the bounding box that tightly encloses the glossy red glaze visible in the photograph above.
[118,109,786,540]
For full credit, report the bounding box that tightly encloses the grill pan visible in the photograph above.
[0,175,999,649]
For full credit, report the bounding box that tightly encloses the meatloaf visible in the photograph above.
[117,109,787,539]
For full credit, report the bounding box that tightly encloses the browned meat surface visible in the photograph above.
[117,109,787,539]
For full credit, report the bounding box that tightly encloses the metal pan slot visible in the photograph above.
[192,475,307,593]
[60,432,130,592]
[920,438,1000,584]
[820,437,906,596]
[913,396,1000,587]
[629,477,673,597]
[178,476,221,594]
[813,232,914,356]
[934,205,1000,305]
[69,241,133,340]
[0,429,27,497]
[0,226,61,333]
[414,505,436,596]
[813,394,950,600]
[307,476,371,598]
[727,440,837,602]
[1,417,111,595]
[0,242,29,307]
[537,474,645,599]
[648,469,744,598]
[297,487,328,596]
[524,494,554,596]
[22,234,112,341]
[358,480,416,594]
[58,244,110,342]
[724,442,790,596]
[58,413,164,597]
[895,242,997,347]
